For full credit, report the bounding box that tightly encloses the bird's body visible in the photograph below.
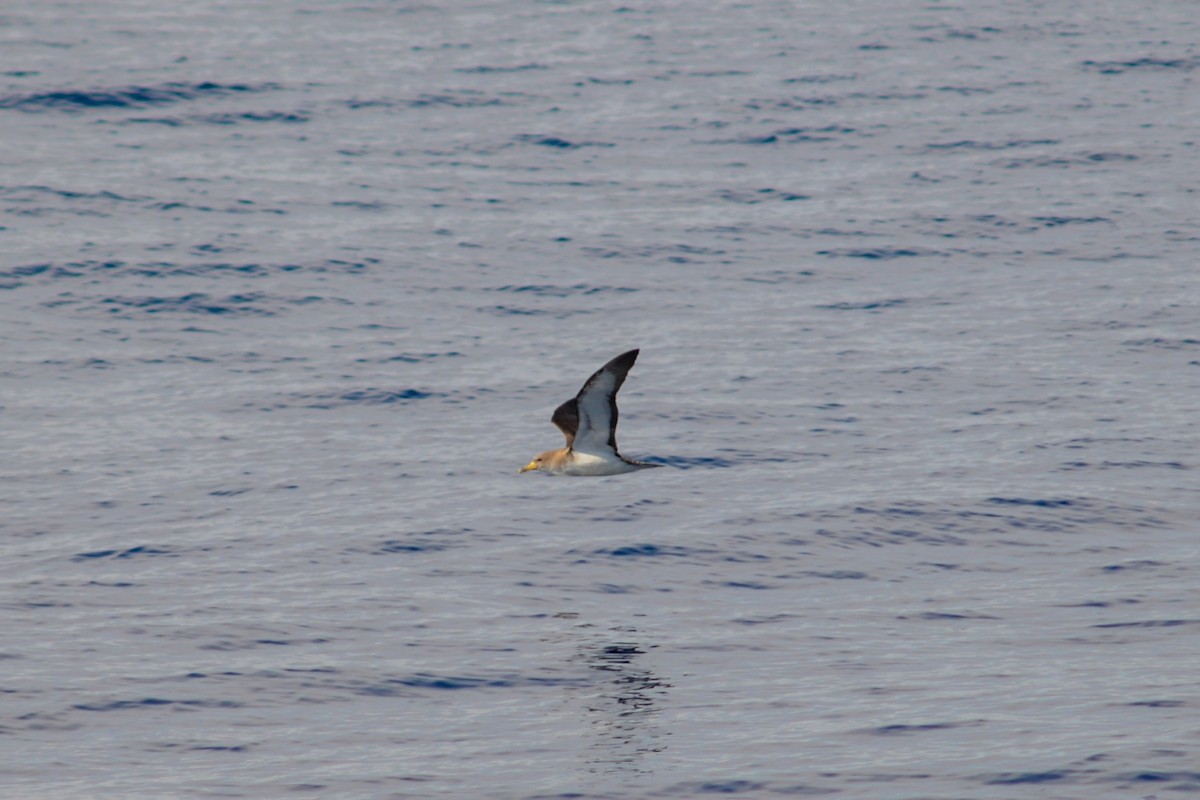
[520,349,659,477]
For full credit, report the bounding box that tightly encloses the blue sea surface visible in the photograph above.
[3,1,1199,798]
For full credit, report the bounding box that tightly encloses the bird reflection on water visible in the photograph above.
[569,632,671,774]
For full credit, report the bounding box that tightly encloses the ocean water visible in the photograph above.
[3,0,1199,797]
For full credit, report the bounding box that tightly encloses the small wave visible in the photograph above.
[0,81,280,113]
[715,187,810,203]
[592,544,695,558]
[514,134,614,149]
[926,138,1059,150]
[455,63,548,74]
[1082,57,1200,74]
[488,284,639,297]
[638,456,736,469]
[817,298,908,311]
[72,545,177,561]
[96,293,279,316]
[73,697,242,712]
[816,247,940,259]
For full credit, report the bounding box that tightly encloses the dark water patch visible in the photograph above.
[0,262,55,288]
[78,292,309,317]
[1111,770,1200,785]
[817,298,907,311]
[189,745,247,752]
[331,200,386,210]
[355,350,463,365]
[593,584,641,594]
[710,449,798,465]
[121,116,184,126]
[1,185,144,203]
[2,260,112,286]
[880,365,943,376]
[1082,57,1200,74]
[72,545,177,561]
[659,780,771,795]
[987,497,1074,508]
[1099,560,1165,572]
[581,242,730,263]
[154,261,271,276]
[1127,699,1186,708]
[782,73,857,84]
[816,247,940,259]
[588,642,647,666]
[716,187,810,203]
[433,89,527,106]
[0,81,281,112]
[848,90,927,103]
[347,92,506,110]
[199,638,327,652]
[135,355,215,366]
[456,63,548,74]
[515,134,613,149]
[803,570,869,580]
[711,580,776,590]
[152,199,288,215]
[1030,215,1112,227]
[339,388,434,404]
[1093,619,1200,629]
[35,357,113,370]
[925,212,1109,235]
[1083,152,1139,162]
[781,497,1167,549]
[743,269,816,285]
[640,456,735,469]
[935,85,992,96]
[209,487,253,497]
[733,614,797,625]
[477,304,583,317]
[719,126,859,145]
[1060,599,1140,607]
[582,76,635,86]
[487,283,640,297]
[1067,460,1188,470]
[744,95,841,111]
[926,138,1059,151]
[998,152,1138,169]
[1123,337,1200,349]
[74,697,242,711]
[985,770,1072,785]
[284,387,443,409]
[591,543,695,558]
[11,258,378,284]
[866,720,978,735]
[193,110,310,125]
[374,531,463,554]
[378,672,581,692]
[902,611,998,620]
[915,24,1002,42]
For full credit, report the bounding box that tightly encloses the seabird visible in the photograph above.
[520,349,660,476]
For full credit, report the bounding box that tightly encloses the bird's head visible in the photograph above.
[519,450,560,474]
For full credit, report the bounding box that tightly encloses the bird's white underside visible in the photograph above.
[549,450,642,476]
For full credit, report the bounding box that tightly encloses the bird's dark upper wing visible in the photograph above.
[551,397,579,448]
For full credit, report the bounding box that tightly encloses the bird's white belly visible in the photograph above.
[559,451,639,476]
